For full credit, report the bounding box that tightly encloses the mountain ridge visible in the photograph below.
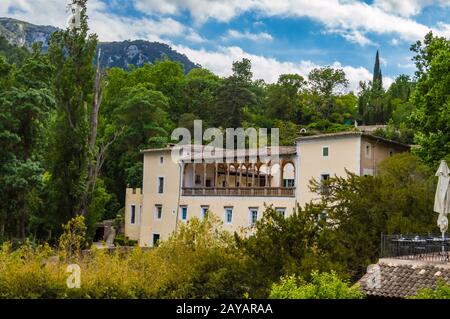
[0,17,199,73]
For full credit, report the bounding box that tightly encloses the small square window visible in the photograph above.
[322,147,329,157]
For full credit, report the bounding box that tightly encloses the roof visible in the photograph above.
[358,258,450,298]
[141,144,297,159]
[296,131,410,149]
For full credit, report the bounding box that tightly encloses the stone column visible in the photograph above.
[251,164,255,187]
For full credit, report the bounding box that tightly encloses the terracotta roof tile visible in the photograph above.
[359,259,450,298]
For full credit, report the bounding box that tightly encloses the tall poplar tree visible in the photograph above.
[47,0,98,229]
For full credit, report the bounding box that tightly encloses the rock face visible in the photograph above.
[0,17,199,73]
[97,40,199,72]
[0,17,58,50]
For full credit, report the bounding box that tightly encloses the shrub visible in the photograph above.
[412,281,450,299]
[0,214,251,299]
[269,271,364,299]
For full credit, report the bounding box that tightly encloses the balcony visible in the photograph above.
[182,187,296,197]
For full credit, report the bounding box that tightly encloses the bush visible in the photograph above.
[269,271,364,299]
[113,234,137,247]
[0,215,251,299]
[412,281,450,299]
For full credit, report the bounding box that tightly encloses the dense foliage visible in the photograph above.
[412,281,450,299]
[269,272,364,299]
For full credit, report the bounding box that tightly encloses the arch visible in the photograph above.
[281,162,295,188]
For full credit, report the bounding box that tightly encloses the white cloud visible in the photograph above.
[133,0,450,43]
[373,0,450,17]
[223,29,273,42]
[0,0,192,42]
[172,44,392,92]
[327,29,375,46]
[390,38,400,46]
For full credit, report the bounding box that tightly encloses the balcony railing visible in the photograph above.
[182,187,296,197]
[381,234,450,262]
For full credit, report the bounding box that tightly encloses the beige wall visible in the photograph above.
[360,136,406,176]
[124,188,143,241]
[296,135,360,206]
[139,151,181,247]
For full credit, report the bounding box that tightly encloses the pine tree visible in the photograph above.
[373,50,383,91]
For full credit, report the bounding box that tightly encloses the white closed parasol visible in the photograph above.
[434,160,450,235]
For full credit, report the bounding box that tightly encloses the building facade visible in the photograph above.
[125,132,410,247]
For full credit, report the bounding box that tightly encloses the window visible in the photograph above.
[130,205,136,224]
[153,234,160,247]
[158,177,164,194]
[181,206,188,221]
[249,209,258,226]
[205,180,212,187]
[201,206,209,219]
[225,208,233,224]
[365,143,372,159]
[159,156,164,164]
[322,146,329,157]
[283,179,295,188]
[276,208,286,218]
[321,174,330,181]
[155,205,162,220]
[195,174,201,185]
[389,150,394,157]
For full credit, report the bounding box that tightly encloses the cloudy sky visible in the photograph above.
[2,0,450,91]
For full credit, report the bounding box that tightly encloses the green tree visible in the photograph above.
[269,271,364,299]
[0,45,55,239]
[47,0,98,229]
[265,74,306,121]
[309,153,435,279]
[308,67,349,119]
[409,32,450,165]
[214,59,257,128]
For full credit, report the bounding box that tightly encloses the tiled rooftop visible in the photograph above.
[359,258,450,298]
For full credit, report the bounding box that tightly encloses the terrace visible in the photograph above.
[179,146,297,197]
[381,234,450,262]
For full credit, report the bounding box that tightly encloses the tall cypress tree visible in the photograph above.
[373,50,383,91]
